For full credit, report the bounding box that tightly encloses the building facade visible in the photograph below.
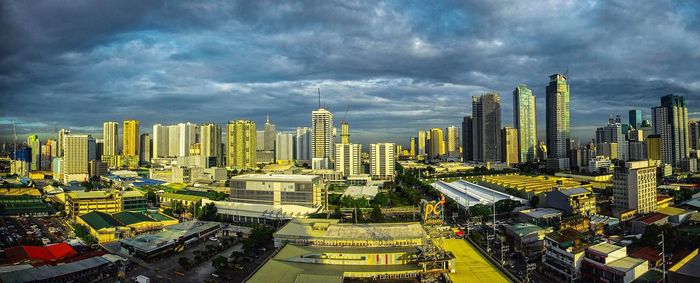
[501,126,519,165]
[226,120,257,169]
[230,174,323,207]
[514,84,537,163]
[370,143,395,180]
[613,160,657,214]
[652,94,689,167]
[200,123,222,167]
[546,74,571,167]
[335,143,361,177]
[462,116,473,161]
[472,93,502,162]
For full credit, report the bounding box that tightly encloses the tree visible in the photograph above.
[469,204,492,220]
[370,205,384,223]
[146,190,157,204]
[178,257,191,269]
[71,223,97,245]
[172,201,185,215]
[530,195,540,208]
[332,206,343,219]
[212,255,228,270]
[197,202,218,220]
[495,199,521,214]
[354,206,364,223]
[373,192,389,206]
[230,251,245,263]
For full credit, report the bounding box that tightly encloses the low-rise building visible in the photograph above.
[159,192,203,209]
[76,210,178,243]
[581,242,648,283]
[0,254,125,283]
[502,223,553,260]
[542,229,591,282]
[545,187,597,216]
[230,174,323,208]
[119,221,221,259]
[518,208,563,227]
[631,213,668,234]
[668,248,700,282]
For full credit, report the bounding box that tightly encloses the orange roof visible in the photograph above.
[4,243,77,263]
[630,246,661,262]
[635,213,667,225]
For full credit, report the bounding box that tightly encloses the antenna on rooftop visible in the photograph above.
[318,88,321,109]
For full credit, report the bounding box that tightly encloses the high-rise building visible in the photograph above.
[123,120,139,158]
[57,128,70,157]
[595,115,628,161]
[546,74,570,159]
[255,115,277,164]
[646,134,662,161]
[295,127,311,162]
[178,122,198,157]
[409,137,416,158]
[513,84,537,163]
[652,94,689,167]
[335,143,361,177]
[87,136,96,161]
[370,143,395,180]
[629,109,642,129]
[226,120,256,169]
[275,133,294,162]
[200,123,222,166]
[501,127,519,165]
[445,126,459,157]
[341,121,349,144]
[103,121,119,156]
[311,108,334,161]
[139,133,151,165]
[27,134,40,171]
[63,134,89,183]
[462,116,473,161]
[613,160,657,214]
[152,124,169,158]
[40,140,52,171]
[689,120,700,151]
[168,125,180,157]
[472,93,502,162]
[429,128,445,158]
[417,130,427,157]
[264,114,277,152]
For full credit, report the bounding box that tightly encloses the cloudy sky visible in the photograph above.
[1,0,699,147]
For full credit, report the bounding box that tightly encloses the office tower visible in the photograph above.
[295,127,311,162]
[152,124,168,158]
[629,129,644,142]
[646,134,662,161]
[513,84,537,162]
[140,134,151,165]
[311,108,334,160]
[276,132,294,162]
[256,115,276,164]
[226,120,256,169]
[57,128,70,157]
[613,160,657,214]
[652,94,689,167]
[123,120,139,158]
[690,120,700,150]
[501,127,519,165]
[462,116,473,161]
[410,137,416,158]
[200,123,222,166]
[178,122,198,157]
[596,115,628,161]
[40,141,52,171]
[417,130,427,156]
[370,143,395,180]
[428,128,445,158]
[472,93,502,162]
[335,143,361,177]
[167,125,180,157]
[264,114,277,151]
[102,121,119,157]
[63,134,89,182]
[445,126,459,157]
[629,141,646,161]
[341,121,350,144]
[546,73,570,159]
[87,136,96,161]
[95,140,103,161]
[27,134,40,171]
[629,109,643,129]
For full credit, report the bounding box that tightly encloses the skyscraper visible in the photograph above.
[335,143,361,177]
[429,128,445,158]
[613,160,657,214]
[501,127,519,166]
[168,124,180,157]
[595,115,628,161]
[370,143,395,180]
[103,121,118,156]
[152,124,169,158]
[513,84,537,163]
[445,126,459,157]
[295,127,311,162]
[256,115,277,164]
[178,122,198,157]
[226,120,256,169]
[417,130,427,157]
[63,134,89,183]
[652,94,689,167]
[311,108,334,161]
[27,134,40,171]
[461,116,473,161]
[689,120,699,151]
[646,134,662,161]
[472,93,502,162]
[139,133,151,165]
[200,123,222,166]
[123,120,139,157]
[57,128,70,157]
[341,121,350,144]
[409,137,416,158]
[629,109,642,129]
[546,74,570,170]
[275,132,294,162]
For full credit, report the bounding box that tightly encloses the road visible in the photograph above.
[183,243,243,281]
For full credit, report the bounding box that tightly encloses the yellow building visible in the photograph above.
[646,134,661,161]
[481,174,585,195]
[226,120,257,169]
[77,210,178,243]
[501,126,519,165]
[159,192,203,208]
[657,195,673,209]
[429,128,445,157]
[67,191,121,219]
[123,120,139,156]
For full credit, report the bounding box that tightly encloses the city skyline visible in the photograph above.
[2,1,700,146]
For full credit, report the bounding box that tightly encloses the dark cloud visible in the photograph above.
[1,0,699,147]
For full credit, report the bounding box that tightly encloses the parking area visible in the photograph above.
[0,216,70,248]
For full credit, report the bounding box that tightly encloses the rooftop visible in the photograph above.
[629,246,661,262]
[4,243,78,263]
[557,187,592,196]
[669,249,700,278]
[607,256,647,272]
[503,223,548,236]
[0,255,111,283]
[80,211,122,230]
[160,192,203,202]
[588,242,625,256]
[342,186,379,199]
[658,206,689,216]
[232,174,320,182]
[67,190,111,199]
[112,211,157,225]
[635,213,668,224]
[546,229,588,252]
[119,221,220,252]
[518,208,563,219]
[274,218,425,243]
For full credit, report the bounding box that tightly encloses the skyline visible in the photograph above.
[2,1,700,145]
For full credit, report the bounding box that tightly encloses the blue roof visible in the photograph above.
[131,178,165,187]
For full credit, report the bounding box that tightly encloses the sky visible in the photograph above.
[1,0,699,147]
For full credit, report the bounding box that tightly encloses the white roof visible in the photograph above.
[202,199,322,220]
[342,186,379,199]
[231,174,319,182]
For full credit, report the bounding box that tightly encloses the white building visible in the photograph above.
[200,123,222,166]
[588,156,612,173]
[370,143,395,180]
[275,132,294,162]
[63,134,89,183]
[178,122,198,157]
[311,108,334,162]
[152,124,169,158]
[295,127,311,162]
[335,143,361,177]
[168,124,180,157]
[613,160,657,214]
[102,121,118,156]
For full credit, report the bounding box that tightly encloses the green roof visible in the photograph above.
[112,211,156,225]
[144,212,176,222]
[160,192,202,202]
[80,211,122,230]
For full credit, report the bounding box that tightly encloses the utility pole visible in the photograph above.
[660,231,666,283]
[492,190,496,253]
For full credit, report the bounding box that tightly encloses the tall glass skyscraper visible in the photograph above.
[629,109,642,129]
[472,92,501,162]
[652,94,689,167]
[513,84,537,163]
[545,74,570,159]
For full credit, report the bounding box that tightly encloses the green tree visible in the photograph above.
[146,190,157,204]
[230,251,245,263]
[495,199,521,214]
[530,195,540,208]
[71,223,98,245]
[370,205,384,223]
[373,192,389,206]
[332,206,343,219]
[172,200,185,215]
[354,206,364,223]
[178,257,191,269]
[212,255,228,270]
[469,204,492,220]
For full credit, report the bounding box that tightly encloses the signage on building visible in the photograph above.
[423,194,446,226]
